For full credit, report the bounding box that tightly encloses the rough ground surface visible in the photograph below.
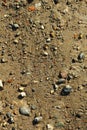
[0,0,87,130]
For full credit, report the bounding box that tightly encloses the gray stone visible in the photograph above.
[61,85,72,96]
[33,116,43,125]
[78,52,85,60]
[19,106,31,116]
[57,79,66,84]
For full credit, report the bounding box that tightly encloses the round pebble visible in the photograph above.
[33,116,43,125]
[57,78,66,84]
[61,85,72,96]
[19,106,31,116]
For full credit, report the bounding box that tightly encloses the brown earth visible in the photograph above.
[0,0,87,130]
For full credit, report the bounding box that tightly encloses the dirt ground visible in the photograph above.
[0,0,87,130]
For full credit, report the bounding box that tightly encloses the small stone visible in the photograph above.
[19,106,31,116]
[6,112,13,118]
[15,31,21,37]
[57,79,66,84]
[78,52,85,60]
[54,0,59,4]
[53,84,59,91]
[35,2,41,10]
[43,51,48,56]
[78,33,83,39]
[84,65,87,69]
[0,80,3,89]
[46,38,51,42]
[59,70,68,79]
[33,116,43,125]
[18,87,24,92]
[31,105,37,110]
[50,89,55,94]
[50,31,55,38]
[46,124,54,130]
[72,58,78,63]
[8,117,14,124]
[12,24,19,30]
[1,57,7,63]
[66,0,72,5]
[40,25,44,30]
[61,85,72,96]
[75,113,82,118]
[78,85,83,91]
[6,112,14,124]
[13,39,18,44]
[18,92,26,99]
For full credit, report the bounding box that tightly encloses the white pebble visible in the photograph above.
[0,80,3,89]
[20,92,26,97]
[46,124,54,130]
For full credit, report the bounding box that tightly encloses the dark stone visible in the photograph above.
[61,85,72,96]
[54,0,59,4]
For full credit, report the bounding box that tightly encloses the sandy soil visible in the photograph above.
[0,0,87,130]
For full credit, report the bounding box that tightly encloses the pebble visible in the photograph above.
[57,78,66,84]
[35,2,41,10]
[61,85,72,96]
[12,24,19,31]
[15,31,21,37]
[6,112,13,118]
[33,116,43,125]
[0,80,3,89]
[42,51,48,56]
[46,38,51,42]
[46,124,54,130]
[59,70,68,79]
[8,117,14,124]
[78,85,83,91]
[75,113,82,118]
[19,92,26,98]
[18,87,24,92]
[54,0,59,4]
[78,52,85,60]
[40,25,45,30]
[50,31,55,38]
[19,106,31,116]
[50,89,55,94]
[6,112,14,124]
[13,39,18,44]
[78,33,83,39]
[53,84,59,91]
[1,57,7,63]
[31,105,37,110]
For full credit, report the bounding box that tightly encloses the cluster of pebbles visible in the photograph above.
[0,0,87,130]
